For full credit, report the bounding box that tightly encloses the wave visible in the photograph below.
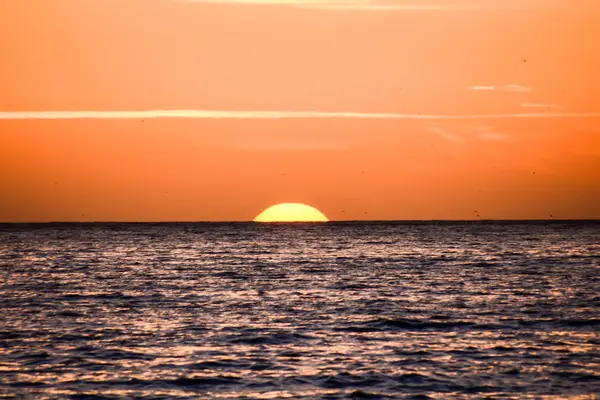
[65,375,242,387]
[335,318,474,332]
[227,331,314,345]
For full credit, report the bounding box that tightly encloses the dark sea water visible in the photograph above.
[1,221,599,399]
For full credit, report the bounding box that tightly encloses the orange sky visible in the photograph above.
[1,0,599,221]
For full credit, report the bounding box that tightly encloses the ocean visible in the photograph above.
[1,221,599,399]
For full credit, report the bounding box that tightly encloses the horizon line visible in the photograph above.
[1,219,598,224]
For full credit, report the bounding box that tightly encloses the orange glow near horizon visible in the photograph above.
[254,203,329,222]
[1,0,599,222]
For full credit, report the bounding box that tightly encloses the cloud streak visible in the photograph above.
[427,125,463,142]
[476,126,509,141]
[471,84,531,92]
[178,0,561,11]
[2,110,600,120]
[179,0,461,11]
[521,103,562,109]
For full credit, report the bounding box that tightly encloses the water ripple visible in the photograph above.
[1,221,599,399]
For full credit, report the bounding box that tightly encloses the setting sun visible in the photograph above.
[254,203,329,222]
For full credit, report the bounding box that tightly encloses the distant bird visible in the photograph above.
[549,214,554,218]
[522,59,527,63]
[533,172,536,175]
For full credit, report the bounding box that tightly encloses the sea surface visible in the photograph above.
[1,221,599,399]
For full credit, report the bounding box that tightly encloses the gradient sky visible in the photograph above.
[1,0,599,221]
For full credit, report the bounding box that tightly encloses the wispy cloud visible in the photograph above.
[521,103,562,109]
[427,125,463,142]
[505,84,531,93]
[471,84,531,93]
[178,0,559,11]
[179,0,460,11]
[476,126,509,141]
[470,86,496,91]
[1,110,600,120]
